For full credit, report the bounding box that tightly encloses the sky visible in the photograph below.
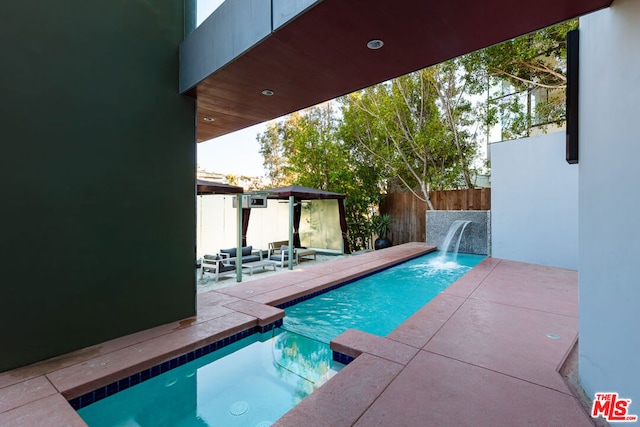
[197,122,269,177]
[195,0,269,177]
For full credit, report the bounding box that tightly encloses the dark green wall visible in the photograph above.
[0,1,196,371]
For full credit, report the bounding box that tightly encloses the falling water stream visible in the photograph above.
[438,220,472,261]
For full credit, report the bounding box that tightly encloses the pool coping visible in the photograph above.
[0,242,435,426]
[67,321,283,411]
[1,243,591,426]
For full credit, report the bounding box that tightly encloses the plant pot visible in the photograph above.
[374,236,392,250]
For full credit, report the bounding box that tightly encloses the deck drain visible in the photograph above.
[229,401,249,416]
[546,333,560,340]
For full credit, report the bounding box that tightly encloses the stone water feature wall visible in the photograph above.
[426,211,491,255]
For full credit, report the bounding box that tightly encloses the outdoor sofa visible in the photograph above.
[219,246,263,264]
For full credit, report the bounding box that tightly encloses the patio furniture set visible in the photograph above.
[200,241,317,281]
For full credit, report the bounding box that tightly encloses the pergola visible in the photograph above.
[196,179,243,195]
[197,179,245,280]
[197,182,349,274]
[259,185,350,257]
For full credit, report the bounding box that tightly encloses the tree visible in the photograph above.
[281,103,345,191]
[463,19,578,139]
[256,103,383,251]
[431,59,480,188]
[258,121,295,187]
[340,66,478,210]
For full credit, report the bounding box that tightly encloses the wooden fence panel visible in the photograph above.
[380,189,490,245]
[381,192,427,244]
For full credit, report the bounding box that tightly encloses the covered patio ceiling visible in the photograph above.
[183,0,612,142]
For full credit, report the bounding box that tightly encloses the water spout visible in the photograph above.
[439,220,471,261]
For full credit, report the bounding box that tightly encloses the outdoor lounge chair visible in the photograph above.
[267,240,316,265]
[200,254,236,281]
[268,245,297,268]
[268,240,290,251]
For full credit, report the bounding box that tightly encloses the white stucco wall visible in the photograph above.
[491,132,578,270]
[579,0,640,405]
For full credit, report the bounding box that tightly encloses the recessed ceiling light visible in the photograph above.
[262,89,274,96]
[367,39,384,50]
[203,117,214,122]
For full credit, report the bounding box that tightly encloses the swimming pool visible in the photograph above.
[282,252,485,343]
[77,251,484,426]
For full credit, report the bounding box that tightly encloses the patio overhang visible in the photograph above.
[180,0,612,142]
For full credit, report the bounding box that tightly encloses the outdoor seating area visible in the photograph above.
[201,246,266,281]
[200,242,320,282]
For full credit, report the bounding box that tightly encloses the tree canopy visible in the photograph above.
[463,19,578,139]
[257,103,383,251]
[340,64,478,209]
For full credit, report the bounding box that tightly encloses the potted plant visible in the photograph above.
[371,213,393,250]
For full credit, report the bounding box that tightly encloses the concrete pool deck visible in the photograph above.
[0,243,593,426]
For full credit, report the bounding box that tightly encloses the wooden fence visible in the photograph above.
[380,188,491,245]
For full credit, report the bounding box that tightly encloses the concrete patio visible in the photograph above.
[282,257,590,426]
[0,243,593,426]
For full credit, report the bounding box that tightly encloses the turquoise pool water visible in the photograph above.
[282,252,485,343]
[78,330,340,427]
[77,251,485,426]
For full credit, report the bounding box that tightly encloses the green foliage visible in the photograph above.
[462,19,578,139]
[370,214,391,238]
[258,121,295,187]
[340,64,479,208]
[256,103,382,252]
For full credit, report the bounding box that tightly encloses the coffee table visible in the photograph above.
[242,260,277,275]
